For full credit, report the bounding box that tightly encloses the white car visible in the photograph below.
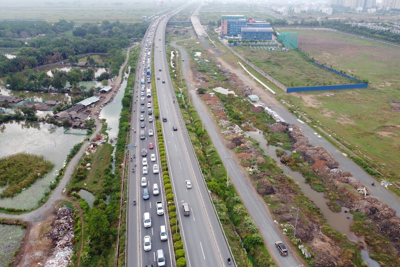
[141,177,147,187]
[160,225,167,241]
[153,183,159,195]
[150,154,156,162]
[147,103,152,108]
[148,129,154,136]
[153,164,159,174]
[143,166,148,175]
[185,180,192,189]
[144,235,151,251]
[142,158,148,166]
[156,201,164,215]
[149,116,153,122]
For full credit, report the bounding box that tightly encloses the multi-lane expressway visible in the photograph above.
[127,5,234,267]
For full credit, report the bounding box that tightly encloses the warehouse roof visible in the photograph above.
[100,86,112,93]
[77,96,100,107]
[241,28,273,33]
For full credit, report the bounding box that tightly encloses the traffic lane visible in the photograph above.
[156,78,225,266]
[156,44,232,266]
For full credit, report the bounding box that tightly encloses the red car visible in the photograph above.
[149,143,154,149]
[148,99,152,103]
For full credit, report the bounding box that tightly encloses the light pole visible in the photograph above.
[292,207,299,238]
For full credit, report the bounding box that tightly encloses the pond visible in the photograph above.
[0,122,85,210]
[78,189,95,208]
[0,224,25,267]
[46,67,108,78]
[246,131,357,240]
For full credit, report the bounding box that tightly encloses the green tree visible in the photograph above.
[67,69,82,86]
[82,68,95,81]
[87,208,110,253]
[85,119,96,130]
[52,71,66,90]
[102,79,109,86]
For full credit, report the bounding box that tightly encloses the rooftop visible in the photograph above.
[241,28,273,33]
[77,96,100,107]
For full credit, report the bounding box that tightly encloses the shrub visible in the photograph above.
[165,189,173,195]
[174,240,184,250]
[168,205,176,212]
[165,184,172,190]
[169,211,176,219]
[175,249,185,259]
[166,193,174,201]
[176,257,187,267]
[163,178,170,185]
[163,171,169,176]
[170,218,178,226]
[171,225,180,234]
[173,233,181,242]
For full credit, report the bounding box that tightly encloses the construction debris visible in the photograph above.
[44,206,74,267]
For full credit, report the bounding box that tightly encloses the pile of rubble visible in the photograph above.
[86,133,107,154]
[44,207,74,267]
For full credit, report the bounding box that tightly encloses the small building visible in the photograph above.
[77,62,88,67]
[221,15,246,35]
[100,86,112,93]
[77,97,100,107]
[241,28,273,41]
[248,95,260,102]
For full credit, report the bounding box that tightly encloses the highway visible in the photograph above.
[127,18,173,267]
[152,10,234,267]
[170,41,303,267]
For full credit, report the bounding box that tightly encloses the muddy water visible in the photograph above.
[46,67,107,78]
[246,131,358,241]
[0,224,25,267]
[99,74,128,144]
[78,189,95,208]
[0,89,72,103]
[0,122,85,210]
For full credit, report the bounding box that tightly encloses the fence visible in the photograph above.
[287,83,368,93]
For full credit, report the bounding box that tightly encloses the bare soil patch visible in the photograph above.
[293,93,323,108]
[336,114,355,125]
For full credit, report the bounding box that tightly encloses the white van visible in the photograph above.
[143,212,151,228]
[160,225,167,241]
[146,89,151,97]
[157,249,165,266]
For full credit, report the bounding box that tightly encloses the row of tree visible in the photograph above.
[0,19,74,38]
[5,67,106,92]
[0,21,148,76]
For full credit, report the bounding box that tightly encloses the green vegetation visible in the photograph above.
[0,223,26,267]
[0,153,53,198]
[169,39,275,266]
[232,46,356,87]
[0,20,147,77]
[278,29,400,189]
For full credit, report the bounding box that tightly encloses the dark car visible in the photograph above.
[173,126,177,131]
[143,188,150,200]
[159,68,162,71]
[141,148,147,157]
[148,109,152,115]
[162,80,165,84]
[162,117,167,122]
[141,107,145,113]
[275,241,288,256]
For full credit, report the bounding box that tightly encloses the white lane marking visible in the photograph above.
[179,161,182,170]
[153,252,155,261]
[192,208,195,221]
[200,242,206,260]
[152,227,154,236]
[175,145,177,151]
[149,202,151,208]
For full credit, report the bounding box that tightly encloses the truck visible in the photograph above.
[147,69,151,76]
[141,78,145,84]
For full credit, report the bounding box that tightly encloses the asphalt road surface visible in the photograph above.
[153,11,235,267]
[171,41,303,267]
[127,18,173,267]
